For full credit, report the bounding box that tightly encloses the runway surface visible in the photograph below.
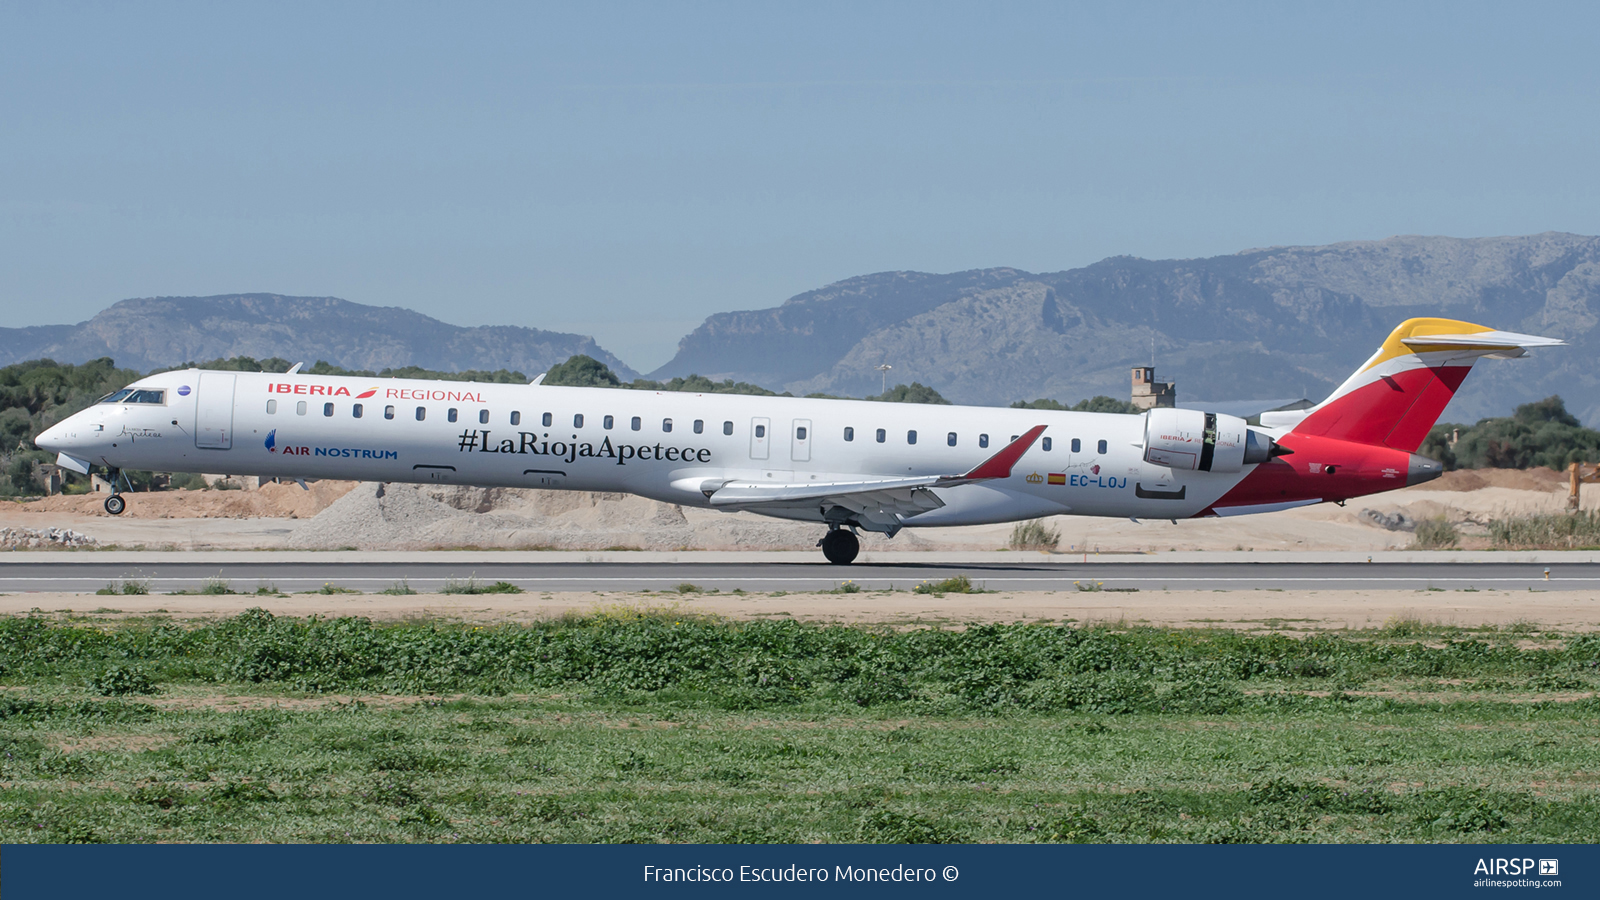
[4,559,1596,593]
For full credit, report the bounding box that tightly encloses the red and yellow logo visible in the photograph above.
[355,387,379,399]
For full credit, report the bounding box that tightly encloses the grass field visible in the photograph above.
[0,610,1596,843]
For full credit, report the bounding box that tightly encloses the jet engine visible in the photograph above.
[1142,408,1282,473]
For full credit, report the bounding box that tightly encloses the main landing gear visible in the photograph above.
[819,527,860,565]
[103,468,127,516]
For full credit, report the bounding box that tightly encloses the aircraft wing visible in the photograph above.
[705,425,1047,527]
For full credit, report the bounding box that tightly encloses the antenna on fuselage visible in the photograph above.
[286,362,304,375]
[530,373,546,385]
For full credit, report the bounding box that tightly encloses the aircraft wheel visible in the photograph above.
[821,529,859,565]
[104,495,126,516]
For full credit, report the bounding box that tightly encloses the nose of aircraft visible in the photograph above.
[34,423,66,453]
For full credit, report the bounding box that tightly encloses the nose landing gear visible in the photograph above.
[818,527,860,565]
[102,467,128,515]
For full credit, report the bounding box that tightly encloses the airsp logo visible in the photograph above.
[1540,859,1559,876]
[1474,858,1545,876]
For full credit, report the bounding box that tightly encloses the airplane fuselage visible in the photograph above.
[37,367,1439,531]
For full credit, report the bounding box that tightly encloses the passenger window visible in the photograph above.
[385,405,395,420]
[662,418,672,432]
[1042,437,1053,451]
[266,399,277,414]
[353,404,363,418]
[979,433,989,448]
[1098,439,1108,454]
[947,432,957,447]
[574,414,584,428]
[296,401,307,416]
[1071,438,1081,453]
[603,415,614,429]
[907,430,918,445]
[631,416,642,431]
[542,412,553,427]
[447,408,458,423]
[755,424,766,438]
[323,402,334,417]
[796,426,807,440]
[415,407,426,421]
[1010,435,1019,442]
[844,427,854,441]
[511,411,521,426]
[723,421,733,435]
[693,419,704,434]
[479,409,489,425]
[876,428,886,443]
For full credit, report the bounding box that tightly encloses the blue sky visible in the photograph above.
[4,2,1599,370]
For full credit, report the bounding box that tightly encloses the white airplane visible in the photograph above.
[36,318,1563,564]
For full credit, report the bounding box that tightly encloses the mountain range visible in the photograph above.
[652,232,1600,426]
[0,294,637,381]
[4,233,1595,425]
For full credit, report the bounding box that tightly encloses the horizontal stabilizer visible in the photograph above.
[1399,330,1565,350]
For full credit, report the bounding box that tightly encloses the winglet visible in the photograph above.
[949,424,1047,482]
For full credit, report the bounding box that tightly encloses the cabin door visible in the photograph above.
[194,373,236,449]
[749,417,770,460]
[790,418,812,462]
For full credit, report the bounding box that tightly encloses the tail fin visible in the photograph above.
[1279,318,1563,451]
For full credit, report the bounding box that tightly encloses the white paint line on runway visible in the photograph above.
[0,576,1594,585]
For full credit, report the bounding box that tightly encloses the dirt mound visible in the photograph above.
[1424,468,1566,493]
[12,481,357,519]
[288,483,929,552]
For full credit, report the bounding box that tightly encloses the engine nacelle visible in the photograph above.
[1142,408,1277,473]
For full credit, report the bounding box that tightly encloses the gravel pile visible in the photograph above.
[0,526,98,549]
[287,482,928,551]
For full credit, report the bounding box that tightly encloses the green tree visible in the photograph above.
[1011,396,1140,414]
[542,354,623,387]
[867,382,951,405]
[1420,396,1600,470]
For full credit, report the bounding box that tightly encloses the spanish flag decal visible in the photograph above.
[1047,473,1066,485]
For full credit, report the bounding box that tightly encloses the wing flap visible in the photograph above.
[708,475,941,506]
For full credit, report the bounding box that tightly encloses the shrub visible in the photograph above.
[1411,517,1459,549]
[88,664,159,696]
[96,577,149,596]
[840,672,914,707]
[1490,511,1600,549]
[165,472,208,491]
[1009,519,1061,551]
[442,577,523,595]
[1417,788,1510,833]
[1162,677,1244,714]
[197,576,233,595]
[854,809,962,843]
[913,575,974,595]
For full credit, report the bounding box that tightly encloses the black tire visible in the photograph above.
[821,529,859,565]
[104,495,126,516]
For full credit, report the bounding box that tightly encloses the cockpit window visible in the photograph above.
[99,388,165,405]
